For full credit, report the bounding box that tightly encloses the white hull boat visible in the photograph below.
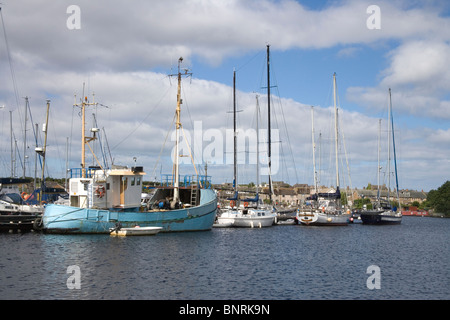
[297,74,350,227]
[216,207,276,228]
[297,210,349,226]
[110,226,162,236]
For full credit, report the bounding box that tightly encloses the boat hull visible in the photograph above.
[360,210,402,225]
[232,215,275,228]
[41,189,217,234]
[215,208,276,228]
[297,211,349,226]
[110,226,162,236]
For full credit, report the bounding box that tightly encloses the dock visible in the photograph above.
[0,214,42,232]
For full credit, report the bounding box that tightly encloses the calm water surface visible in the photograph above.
[0,216,448,300]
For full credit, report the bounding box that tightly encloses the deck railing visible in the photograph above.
[160,174,212,189]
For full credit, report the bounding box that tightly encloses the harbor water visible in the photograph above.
[0,216,448,300]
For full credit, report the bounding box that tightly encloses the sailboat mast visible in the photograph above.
[387,89,391,205]
[377,118,381,207]
[40,100,50,205]
[389,88,401,210]
[311,106,318,194]
[267,44,272,203]
[256,95,260,194]
[23,97,28,178]
[233,70,237,194]
[333,73,340,189]
[10,110,13,177]
[81,97,86,177]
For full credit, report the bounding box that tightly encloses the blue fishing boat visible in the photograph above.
[40,58,218,234]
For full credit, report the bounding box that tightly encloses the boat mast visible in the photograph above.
[173,58,182,207]
[311,106,318,194]
[233,70,237,196]
[75,85,98,178]
[23,97,28,178]
[387,89,391,206]
[39,100,50,205]
[10,110,13,177]
[377,118,381,208]
[333,73,340,191]
[171,57,191,208]
[256,95,260,195]
[389,88,401,210]
[267,44,272,203]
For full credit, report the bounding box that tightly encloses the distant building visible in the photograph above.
[352,187,427,206]
[215,181,427,208]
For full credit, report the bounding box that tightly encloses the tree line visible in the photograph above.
[422,181,450,217]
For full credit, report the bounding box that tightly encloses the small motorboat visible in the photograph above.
[110,225,162,236]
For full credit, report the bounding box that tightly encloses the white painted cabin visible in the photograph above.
[69,166,145,209]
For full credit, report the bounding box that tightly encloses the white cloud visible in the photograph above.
[4,0,449,71]
[381,40,450,91]
[1,0,449,191]
[348,40,450,120]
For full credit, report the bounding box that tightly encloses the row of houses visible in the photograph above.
[215,182,428,208]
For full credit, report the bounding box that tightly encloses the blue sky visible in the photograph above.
[1,0,450,192]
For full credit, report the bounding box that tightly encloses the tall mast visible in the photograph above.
[34,123,38,191]
[311,106,318,194]
[40,100,50,205]
[267,44,272,203]
[82,95,86,177]
[171,57,191,208]
[256,95,260,194]
[10,110,13,177]
[387,89,391,205]
[333,73,339,190]
[173,58,183,206]
[389,88,401,210]
[75,85,98,178]
[233,70,237,194]
[377,118,381,207]
[23,97,28,178]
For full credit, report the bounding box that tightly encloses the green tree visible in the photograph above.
[426,181,450,217]
[341,191,347,205]
[353,198,372,209]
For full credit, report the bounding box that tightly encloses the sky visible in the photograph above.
[1,0,450,192]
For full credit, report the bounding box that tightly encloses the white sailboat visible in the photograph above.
[360,89,402,224]
[297,73,350,226]
[0,100,49,231]
[215,46,277,228]
[1,10,45,224]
